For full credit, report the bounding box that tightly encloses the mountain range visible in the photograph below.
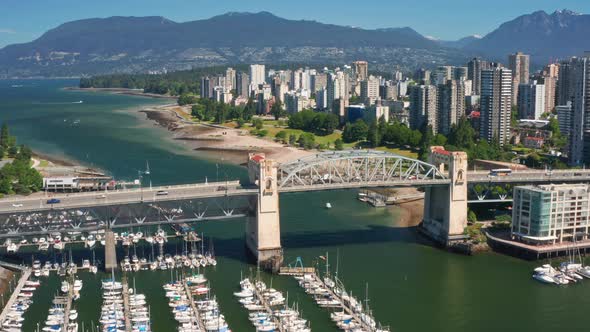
[0,9,589,77]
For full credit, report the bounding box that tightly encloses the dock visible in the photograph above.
[251,280,285,332]
[278,266,315,276]
[122,277,132,332]
[183,280,206,331]
[298,270,388,332]
[0,267,31,323]
[61,276,75,332]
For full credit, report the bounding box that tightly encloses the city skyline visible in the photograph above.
[0,0,589,48]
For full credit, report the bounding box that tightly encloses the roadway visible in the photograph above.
[466,169,590,183]
[0,181,257,214]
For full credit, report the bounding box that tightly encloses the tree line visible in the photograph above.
[0,124,43,196]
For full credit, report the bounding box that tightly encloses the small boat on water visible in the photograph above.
[326,202,332,209]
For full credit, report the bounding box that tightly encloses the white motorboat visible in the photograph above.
[326,202,332,209]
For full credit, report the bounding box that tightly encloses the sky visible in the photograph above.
[1,0,590,48]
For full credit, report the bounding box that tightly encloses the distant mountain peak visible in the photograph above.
[553,9,582,16]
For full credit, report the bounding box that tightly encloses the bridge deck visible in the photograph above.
[0,181,256,213]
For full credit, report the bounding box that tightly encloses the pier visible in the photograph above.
[252,280,286,332]
[105,230,117,270]
[122,277,132,332]
[183,279,206,331]
[0,267,30,324]
[61,276,75,332]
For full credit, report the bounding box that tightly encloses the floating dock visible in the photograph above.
[0,267,31,324]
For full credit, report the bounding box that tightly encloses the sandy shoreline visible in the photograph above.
[64,87,178,99]
[138,104,313,165]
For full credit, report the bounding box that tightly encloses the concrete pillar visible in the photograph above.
[422,147,468,245]
[104,230,117,271]
[246,153,283,272]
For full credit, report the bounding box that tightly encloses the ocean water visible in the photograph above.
[1,79,590,332]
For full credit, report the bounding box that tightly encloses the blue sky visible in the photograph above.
[0,0,589,48]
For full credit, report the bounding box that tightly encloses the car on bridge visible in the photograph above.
[156,190,168,196]
[46,198,61,204]
[11,203,23,207]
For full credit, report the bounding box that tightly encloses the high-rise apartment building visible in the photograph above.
[542,75,557,114]
[509,52,530,105]
[225,67,236,91]
[352,61,368,81]
[437,80,466,135]
[360,76,380,105]
[557,102,573,155]
[467,58,491,95]
[236,72,250,98]
[517,81,546,120]
[409,85,438,133]
[249,64,266,87]
[480,67,513,145]
[200,76,212,99]
[567,56,590,165]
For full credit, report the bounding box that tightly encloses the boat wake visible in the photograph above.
[32,100,84,105]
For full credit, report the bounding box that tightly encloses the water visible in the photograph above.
[1,79,590,332]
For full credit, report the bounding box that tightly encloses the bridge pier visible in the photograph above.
[247,153,283,272]
[104,230,118,271]
[422,147,469,246]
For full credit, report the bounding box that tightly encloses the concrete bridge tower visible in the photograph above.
[422,146,469,245]
[247,153,283,271]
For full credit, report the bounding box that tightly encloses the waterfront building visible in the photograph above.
[509,52,530,105]
[517,81,546,120]
[512,184,590,245]
[409,84,438,133]
[480,67,512,145]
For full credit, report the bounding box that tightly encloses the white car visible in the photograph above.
[12,203,23,207]
[97,194,107,199]
[156,190,169,196]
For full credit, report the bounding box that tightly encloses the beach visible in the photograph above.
[137,103,313,165]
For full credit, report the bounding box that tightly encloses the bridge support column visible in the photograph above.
[104,230,117,271]
[422,147,468,246]
[246,153,283,272]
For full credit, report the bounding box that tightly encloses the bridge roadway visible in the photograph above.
[0,180,257,213]
[0,170,589,214]
[465,169,590,183]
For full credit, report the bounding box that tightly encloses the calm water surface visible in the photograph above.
[1,80,589,332]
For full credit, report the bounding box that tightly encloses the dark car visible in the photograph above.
[46,198,61,204]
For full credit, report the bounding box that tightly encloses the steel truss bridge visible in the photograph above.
[1,151,590,238]
[277,150,450,192]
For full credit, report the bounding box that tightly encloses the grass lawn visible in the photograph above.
[263,126,341,146]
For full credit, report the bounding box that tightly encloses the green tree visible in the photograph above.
[275,130,288,143]
[252,118,264,130]
[334,138,344,150]
[270,101,287,120]
[367,121,380,147]
[177,94,198,106]
[236,118,245,128]
[289,134,297,146]
[468,210,477,223]
[0,123,8,148]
